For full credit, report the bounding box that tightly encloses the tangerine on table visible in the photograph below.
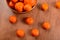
[24,4,32,12]
[15,2,24,12]
[31,28,39,37]
[42,22,50,30]
[41,3,48,11]
[25,17,34,25]
[9,1,14,8]
[55,1,60,8]
[11,0,18,3]
[9,16,17,23]
[16,29,25,37]
[24,0,36,6]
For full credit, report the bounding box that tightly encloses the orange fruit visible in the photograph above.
[25,17,34,25]
[9,1,14,8]
[55,1,60,8]
[41,3,48,11]
[15,2,24,12]
[16,29,25,37]
[24,0,36,6]
[42,22,50,30]
[9,16,17,23]
[24,0,30,5]
[24,4,32,12]
[30,0,36,6]
[31,28,39,37]
[11,0,18,3]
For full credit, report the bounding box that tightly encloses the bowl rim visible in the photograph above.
[12,4,37,13]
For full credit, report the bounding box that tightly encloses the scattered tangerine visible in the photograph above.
[55,1,60,8]
[31,28,39,37]
[41,3,48,11]
[42,22,50,30]
[9,16,17,23]
[25,17,34,25]
[16,29,25,37]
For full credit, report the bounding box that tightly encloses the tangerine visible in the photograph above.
[24,4,32,12]
[9,1,14,8]
[42,22,50,30]
[9,16,17,23]
[55,1,60,8]
[15,2,24,12]
[16,29,25,37]
[25,17,34,25]
[24,0,36,6]
[41,3,48,11]
[31,28,39,37]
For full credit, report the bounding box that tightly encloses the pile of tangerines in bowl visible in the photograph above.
[7,0,37,13]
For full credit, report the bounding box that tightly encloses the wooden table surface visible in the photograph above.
[0,0,60,40]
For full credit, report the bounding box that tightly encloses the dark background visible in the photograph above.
[0,0,60,40]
